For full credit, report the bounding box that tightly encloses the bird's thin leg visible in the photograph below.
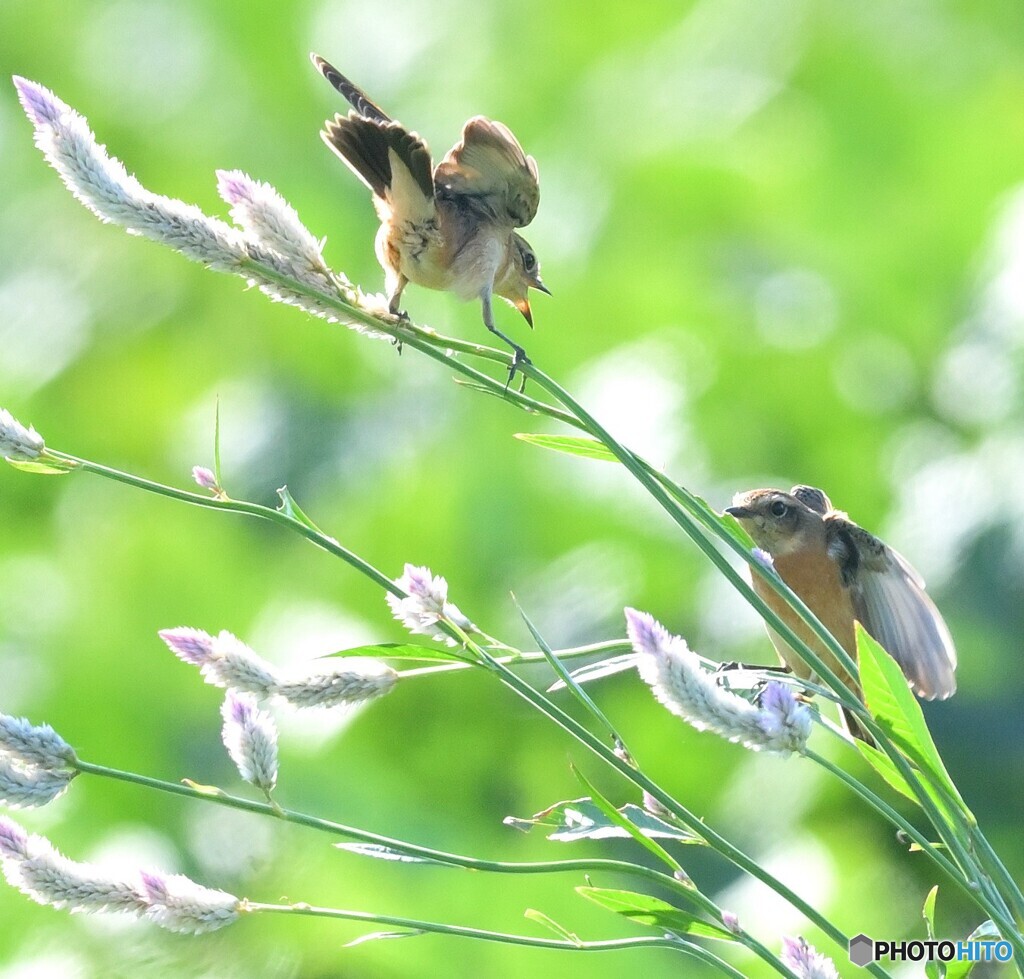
[712,661,794,695]
[480,286,530,389]
[387,275,410,354]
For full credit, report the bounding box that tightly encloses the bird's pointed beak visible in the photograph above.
[515,298,534,327]
[724,505,753,519]
[532,277,552,296]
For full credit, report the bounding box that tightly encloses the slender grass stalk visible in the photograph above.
[243,901,698,954]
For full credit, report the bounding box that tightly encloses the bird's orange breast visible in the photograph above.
[752,546,858,690]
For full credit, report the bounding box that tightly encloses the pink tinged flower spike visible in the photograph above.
[204,631,280,695]
[0,407,45,461]
[159,627,216,666]
[13,78,248,273]
[217,169,328,275]
[12,78,394,343]
[781,936,840,979]
[0,713,76,769]
[0,820,147,916]
[756,681,812,753]
[0,759,75,809]
[221,692,278,794]
[160,628,279,694]
[387,564,475,644]
[625,608,810,755]
[0,816,30,860]
[139,871,239,934]
[272,659,398,709]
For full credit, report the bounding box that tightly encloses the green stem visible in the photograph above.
[970,828,1024,923]
[509,363,1010,922]
[397,640,635,679]
[471,659,891,979]
[244,901,689,953]
[55,451,864,975]
[74,758,789,974]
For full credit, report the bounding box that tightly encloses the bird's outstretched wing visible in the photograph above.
[311,54,391,123]
[834,520,958,700]
[321,114,435,204]
[434,117,539,227]
[313,53,434,208]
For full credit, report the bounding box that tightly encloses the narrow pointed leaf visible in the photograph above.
[524,909,582,945]
[577,887,738,943]
[323,643,466,663]
[276,485,325,533]
[5,456,79,475]
[344,929,425,947]
[514,433,618,462]
[515,599,622,749]
[334,843,461,867]
[923,886,940,979]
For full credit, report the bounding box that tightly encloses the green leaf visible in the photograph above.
[323,643,467,663]
[923,886,942,979]
[333,842,461,867]
[524,909,582,945]
[5,455,79,475]
[855,740,921,807]
[576,887,738,943]
[504,797,700,843]
[514,598,622,749]
[944,920,1001,979]
[571,768,684,872]
[344,929,425,947]
[856,625,974,823]
[514,433,618,463]
[923,885,938,938]
[453,378,530,407]
[276,485,325,533]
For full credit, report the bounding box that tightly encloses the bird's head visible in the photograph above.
[725,486,832,556]
[497,233,550,327]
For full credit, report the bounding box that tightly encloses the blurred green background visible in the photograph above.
[2,0,1023,975]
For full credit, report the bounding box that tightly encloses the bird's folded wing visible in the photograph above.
[322,115,435,211]
[845,525,958,700]
[434,117,540,227]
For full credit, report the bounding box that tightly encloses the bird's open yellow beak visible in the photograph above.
[515,298,534,327]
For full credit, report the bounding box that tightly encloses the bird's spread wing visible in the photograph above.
[322,115,435,208]
[434,117,539,227]
[312,54,392,123]
[837,521,958,700]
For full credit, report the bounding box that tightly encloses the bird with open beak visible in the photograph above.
[725,485,957,741]
[312,54,549,380]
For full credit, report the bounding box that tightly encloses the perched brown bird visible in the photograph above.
[725,485,957,741]
[311,53,548,376]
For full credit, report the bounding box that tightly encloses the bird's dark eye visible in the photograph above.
[523,252,536,272]
[770,500,788,517]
